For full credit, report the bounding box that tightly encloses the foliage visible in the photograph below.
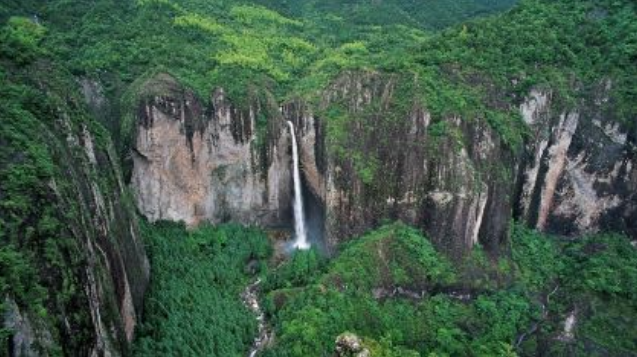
[262,248,326,292]
[133,221,272,357]
[0,16,46,64]
[563,233,637,298]
[260,223,637,356]
[0,23,145,354]
[261,223,534,357]
[3,0,635,153]
[0,245,47,315]
[558,234,637,354]
[322,223,456,292]
[1,0,636,356]
[511,223,637,355]
[511,223,564,291]
[7,0,633,153]
[0,53,66,351]
[248,0,518,31]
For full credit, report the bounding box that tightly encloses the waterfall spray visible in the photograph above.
[287,121,310,250]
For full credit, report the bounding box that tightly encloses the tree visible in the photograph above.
[0,16,46,64]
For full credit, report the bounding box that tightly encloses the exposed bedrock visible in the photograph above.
[282,72,513,257]
[515,85,637,238]
[130,72,636,256]
[4,104,150,356]
[130,74,292,227]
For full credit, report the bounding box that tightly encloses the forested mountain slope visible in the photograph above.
[244,0,519,30]
[0,19,149,355]
[0,0,635,355]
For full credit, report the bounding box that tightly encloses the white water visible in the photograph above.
[243,279,270,357]
[287,121,310,250]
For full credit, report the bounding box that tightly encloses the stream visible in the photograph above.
[242,278,271,357]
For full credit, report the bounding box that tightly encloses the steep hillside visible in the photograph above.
[260,223,637,356]
[245,0,519,30]
[0,18,149,355]
[0,0,636,355]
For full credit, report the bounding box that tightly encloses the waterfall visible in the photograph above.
[287,121,310,250]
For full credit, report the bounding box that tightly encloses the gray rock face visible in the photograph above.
[3,299,53,357]
[56,117,150,356]
[283,72,512,257]
[131,75,292,227]
[2,98,150,356]
[515,84,637,237]
[130,72,636,256]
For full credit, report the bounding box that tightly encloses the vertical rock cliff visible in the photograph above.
[283,71,513,257]
[1,63,149,356]
[285,73,636,254]
[130,74,293,227]
[129,72,636,257]
[515,84,637,238]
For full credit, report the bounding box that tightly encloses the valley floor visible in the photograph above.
[134,222,637,357]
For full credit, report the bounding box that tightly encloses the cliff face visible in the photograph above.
[515,85,637,238]
[283,72,513,257]
[130,72,636,256]
[1,66,149,356]
[130,74,292,227]
[293,73,636,254]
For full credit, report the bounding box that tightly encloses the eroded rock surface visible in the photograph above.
[2,93,150,356]
[282,72,512,257]
[515,84,637,238]
[131,75,292,227]
[130,73,637,257]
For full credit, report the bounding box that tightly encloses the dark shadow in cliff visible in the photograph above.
[302,177,327,255]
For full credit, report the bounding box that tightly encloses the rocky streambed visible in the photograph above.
[242,278,271,357]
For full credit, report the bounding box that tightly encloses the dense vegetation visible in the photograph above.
[0,16,142,353]
[259,223,637,356]
[511,225,637,356]
[134,222,271,356]
[1,0,636,356]
[246,0,518,31]
[124,222,636,356]
[2,0,634,156]
[3,0,633,175]
[0,18,52,336]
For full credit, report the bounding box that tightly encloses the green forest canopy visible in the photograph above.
[2,0,634,151]
[1,0,636,355]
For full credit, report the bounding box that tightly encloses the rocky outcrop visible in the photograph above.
[334,333,370,357]
[281,100,327,202]
[283,73,636,254]
[48,118,149,356]
[3,298,53,357]
[130,74,292,227]
[515,84,637,238]
[131,73,508,257]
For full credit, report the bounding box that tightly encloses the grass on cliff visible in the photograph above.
[0,20,133,354]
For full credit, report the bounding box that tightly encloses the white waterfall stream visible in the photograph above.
[243,122,310,356]
[287,121,310,250]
